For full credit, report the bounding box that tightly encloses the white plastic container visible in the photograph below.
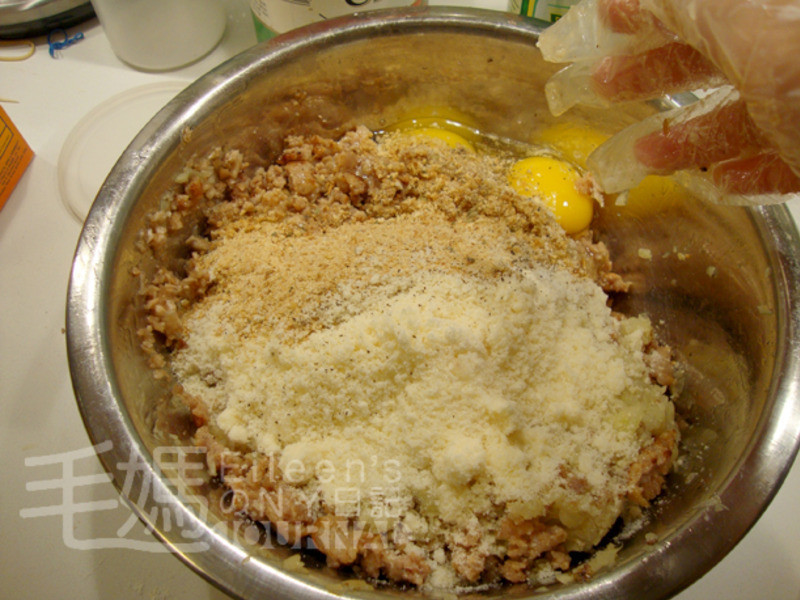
[251,0,424,41]
[90,0,226,71]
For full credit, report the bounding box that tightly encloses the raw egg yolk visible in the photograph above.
[386,106,479,150]
[509,156,594,234]
[614,175,692,217]
[405,127,473,150]
[533,123,610,168]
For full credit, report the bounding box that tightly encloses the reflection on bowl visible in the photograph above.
[67,7,800,600]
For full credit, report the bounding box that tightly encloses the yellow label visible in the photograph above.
[510,0,579,22]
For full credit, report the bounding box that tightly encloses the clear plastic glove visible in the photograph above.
[537,0,800,205]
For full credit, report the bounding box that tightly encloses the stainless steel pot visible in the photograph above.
[66,8,800,599]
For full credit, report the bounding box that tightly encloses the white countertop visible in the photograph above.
[1,2,799,598]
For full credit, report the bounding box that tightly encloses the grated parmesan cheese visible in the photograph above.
[173,227,673,552]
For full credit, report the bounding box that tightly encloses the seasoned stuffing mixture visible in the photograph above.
[138,126,678,591]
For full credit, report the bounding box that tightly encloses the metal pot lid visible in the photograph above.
[0,0,94,39]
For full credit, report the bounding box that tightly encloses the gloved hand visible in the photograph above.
[537,0,800,205]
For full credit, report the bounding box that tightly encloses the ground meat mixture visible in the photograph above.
[138,126,679,591]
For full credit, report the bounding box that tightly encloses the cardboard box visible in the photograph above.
[0,105,34,211]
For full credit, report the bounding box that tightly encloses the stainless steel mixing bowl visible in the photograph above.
[66,8,800,599]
